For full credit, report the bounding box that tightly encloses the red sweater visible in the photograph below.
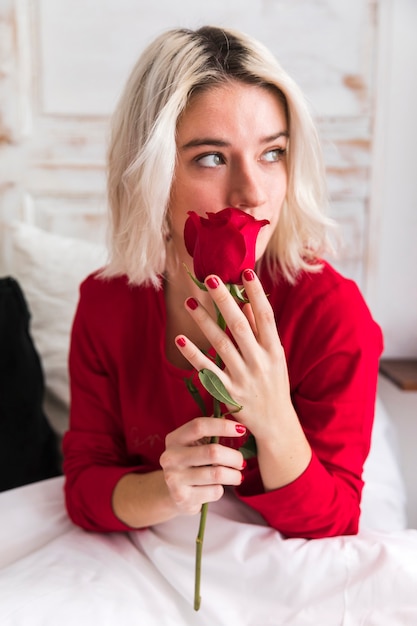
[63,262,383,538]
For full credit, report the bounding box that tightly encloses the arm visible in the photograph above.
[64,416,246,532]
[175,269,383,538]
[113,418,247,528]
[246,273,383,538]
[63,276,246,532]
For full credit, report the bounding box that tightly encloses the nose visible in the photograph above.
[227,160,267,210]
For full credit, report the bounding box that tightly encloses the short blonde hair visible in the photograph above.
[103,26,335,287]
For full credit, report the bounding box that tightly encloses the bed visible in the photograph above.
[1,221,417,625]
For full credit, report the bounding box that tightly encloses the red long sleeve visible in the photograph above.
[63,262,383,536]
[235,267,383,537]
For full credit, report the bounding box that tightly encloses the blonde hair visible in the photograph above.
[102,26,335,287]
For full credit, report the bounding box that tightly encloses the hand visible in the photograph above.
[159,417,246,515]
[175,269,292,444]
[175,270,311,491]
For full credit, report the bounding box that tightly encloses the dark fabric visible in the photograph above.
[0,276,62,491]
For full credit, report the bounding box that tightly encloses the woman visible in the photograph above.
[63,25,383,539]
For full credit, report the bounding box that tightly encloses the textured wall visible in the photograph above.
[0,0,415,355]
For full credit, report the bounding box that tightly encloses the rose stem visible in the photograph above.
[194,306,225,610]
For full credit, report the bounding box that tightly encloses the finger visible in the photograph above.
[182,293,246,374]
[162,450,244,513]
[241,268,281,349]
[183,464,244,487]
[165,417,247,449]
[166,482,225,514]
[162,440,245,474]
[175,332,227,376]
[241,302,258,338]
[203,275,259,364]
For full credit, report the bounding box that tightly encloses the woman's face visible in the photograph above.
[169,81,289,264]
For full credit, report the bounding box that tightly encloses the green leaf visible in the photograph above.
[239,434,257,459]
[184,377,207,415]
[198,369,242,410]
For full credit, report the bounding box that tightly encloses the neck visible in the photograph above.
[165,242,214,310]
[163,257,215,369]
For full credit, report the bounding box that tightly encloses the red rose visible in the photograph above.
[184,208,269,284]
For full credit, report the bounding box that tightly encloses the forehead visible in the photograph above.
[177,82,288,136]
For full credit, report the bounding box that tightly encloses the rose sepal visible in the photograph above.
[184,264,208,291]
[228,283,248,303]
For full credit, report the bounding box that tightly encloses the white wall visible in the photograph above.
[0,0,379,286]
[367,0,417,357]
[0,0,416,357]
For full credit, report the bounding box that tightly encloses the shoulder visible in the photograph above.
[265,260,370,315]
[264,261,383,350]
[80,271,128,301]
[80,271,157,302]
[76,271,162,326]
[291,260,358,294]
[299,262,376,325]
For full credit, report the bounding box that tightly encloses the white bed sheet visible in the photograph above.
[1,476,417,626]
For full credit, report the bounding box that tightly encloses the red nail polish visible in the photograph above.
[176,337,186,348]
[241,459,247,470]
[206,276,219,289]
[186,297,198,310]
[243,268,255,281]
[235,424,246,434]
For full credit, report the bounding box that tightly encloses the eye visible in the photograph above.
[262,148,287,163]
[196,153,224,168]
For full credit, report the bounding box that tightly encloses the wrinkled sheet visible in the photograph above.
[0,477,416,625]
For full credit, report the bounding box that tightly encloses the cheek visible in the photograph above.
[168,181,196,231]
[170,177,216,217]
[255,201,283,259]
[255,224,275,259]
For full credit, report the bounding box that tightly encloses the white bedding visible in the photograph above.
[0,476,417,626]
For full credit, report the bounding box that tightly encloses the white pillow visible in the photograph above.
[5,222,107,406]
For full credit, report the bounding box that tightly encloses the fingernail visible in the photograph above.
[206,276,219,289]
[241,459,247,470]
[186,297,198,310]
[176,337,186,348]
[243,268,255,281]
[240,473,245,484]
[235,424,246,434]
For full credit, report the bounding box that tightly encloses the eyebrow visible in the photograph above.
[180,131,289,150]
